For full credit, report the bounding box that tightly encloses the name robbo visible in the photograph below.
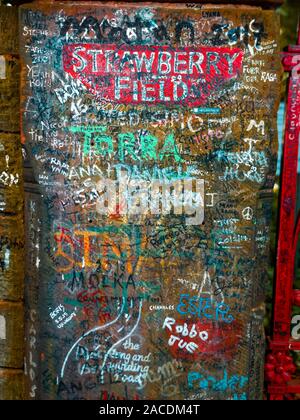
[63,44,243,104]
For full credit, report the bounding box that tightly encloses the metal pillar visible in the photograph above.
[265,23,300,400]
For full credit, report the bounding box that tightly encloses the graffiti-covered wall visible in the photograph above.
[20,2,281,400]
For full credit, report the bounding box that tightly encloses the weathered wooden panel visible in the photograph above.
[20,2,281,400]
[0,3,24,402]
[0,6,19,55]
[0,301,24,368]
[0,55,20,133]
[0,368,24,400]
[0,134,23,214]
[0,213,24,301]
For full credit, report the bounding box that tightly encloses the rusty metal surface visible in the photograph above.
[20,1,281,400]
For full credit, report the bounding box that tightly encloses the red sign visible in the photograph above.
[63,44,244,106]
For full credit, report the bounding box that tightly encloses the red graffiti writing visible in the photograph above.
[63,44,243,106]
